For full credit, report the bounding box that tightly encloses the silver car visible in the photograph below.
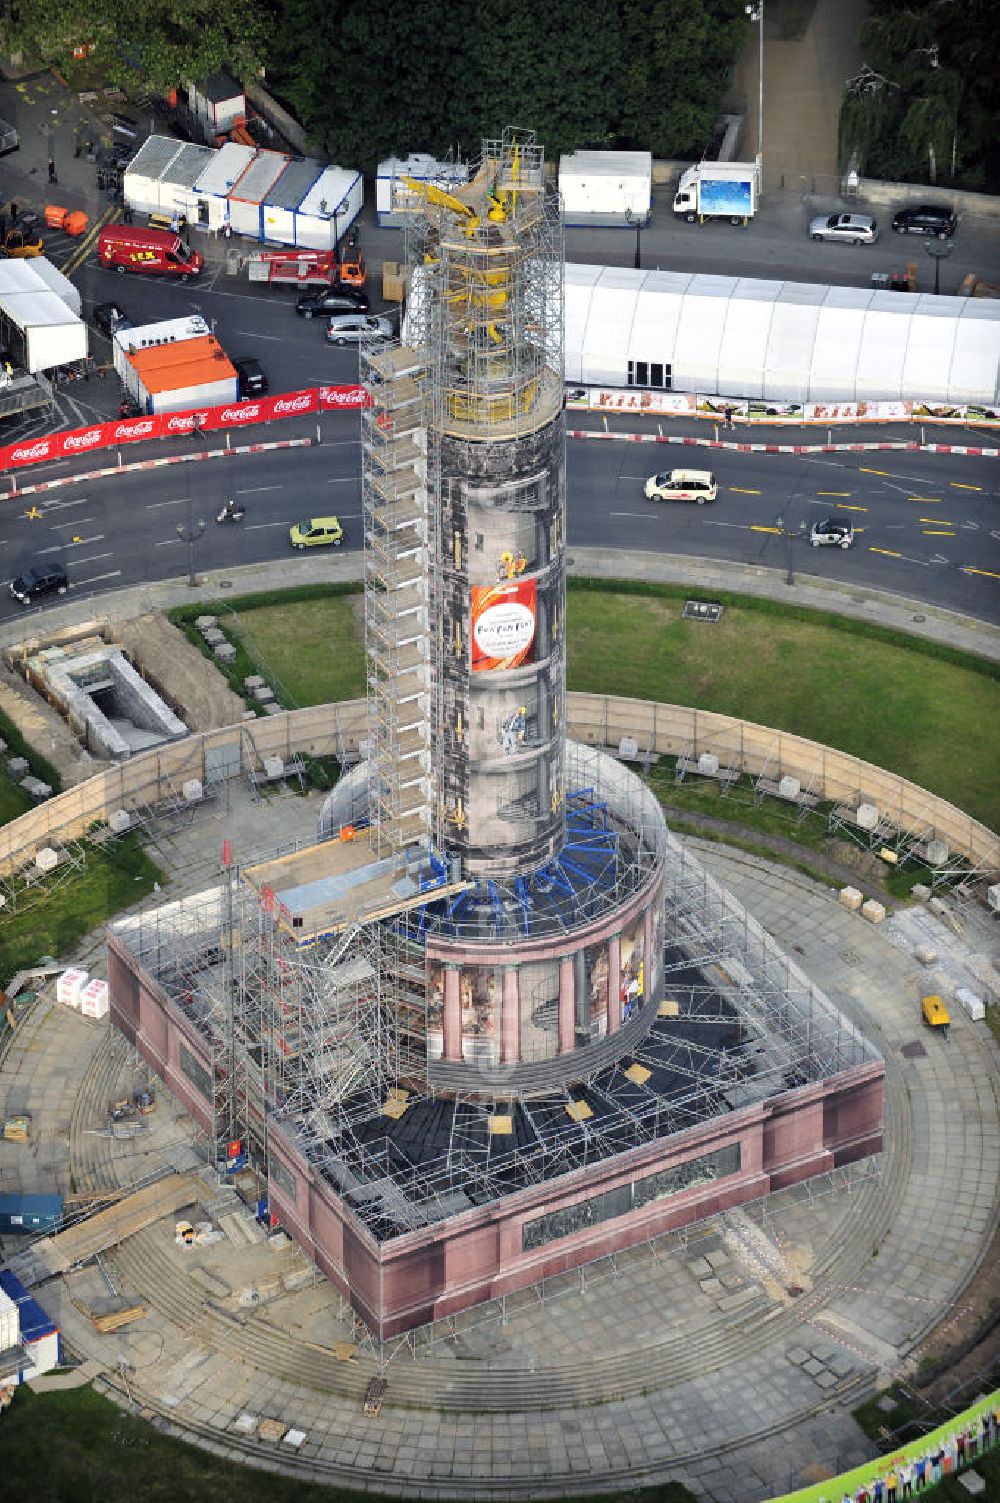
[809,212,878,245]
[325,314,392,346]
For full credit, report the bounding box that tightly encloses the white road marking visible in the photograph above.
[154,537,181,547]
[66,535,105,547]
[43,496,92,510]
[246,521,288,531]
[701,519,751,529]
[609,510,657,519]
[145,497,186,509]
[236,484,282,494]
[49,515,95,527]
[326,476,360,484]
[234,331,284,340]
[73,552,114,566]
[75,569,122,587]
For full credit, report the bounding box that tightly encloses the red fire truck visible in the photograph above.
[247,246,366,290]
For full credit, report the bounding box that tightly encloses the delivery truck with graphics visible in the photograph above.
[673,161,760,225]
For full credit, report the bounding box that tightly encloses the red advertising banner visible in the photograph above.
[0,384,370,474]
[471,579,537,672]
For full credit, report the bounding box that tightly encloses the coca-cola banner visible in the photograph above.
[319,384,371,410]
[267,387,320,420]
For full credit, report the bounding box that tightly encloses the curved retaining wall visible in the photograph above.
[0,694,996,885]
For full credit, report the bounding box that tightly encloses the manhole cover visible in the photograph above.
[839,950,861,967]
[912,614,926,623]
[901,1040,927,1059]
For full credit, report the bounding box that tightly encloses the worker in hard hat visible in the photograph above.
[501,705,528,755]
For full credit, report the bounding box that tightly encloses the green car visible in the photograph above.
[289,516,344,549]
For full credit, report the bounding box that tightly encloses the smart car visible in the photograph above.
[289,516,344,549]
[808,212,878,245]
[809,516,855,549]
[643,469,718,504]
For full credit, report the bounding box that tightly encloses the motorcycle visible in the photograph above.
[216,500,245,524]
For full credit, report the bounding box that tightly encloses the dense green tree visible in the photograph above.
[839,0,1000,191]
[0,0,268,95]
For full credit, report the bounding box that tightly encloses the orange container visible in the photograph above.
[44,204,68,229]
[64,210,89,237]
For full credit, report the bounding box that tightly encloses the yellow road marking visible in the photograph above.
[907,496,941,503]
[962,567,1000,580]
[729,487,761,495]
[869,546,902,558]
[859,467,890,476]
[949,482,981,491]
[919,517,953,525]
[750,525,782,534]
[23,506,42,520]
[62,203,119,278]
[834,503,867,512]
[816,491,851,497]
[922,530,956,537]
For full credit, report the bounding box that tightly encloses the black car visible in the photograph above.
[232,355,269,398]
[10,562,69,605]
[296,287,369,318]
[891,204,957,238]
[93,301,132,338]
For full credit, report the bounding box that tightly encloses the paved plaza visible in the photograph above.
[1,778,997,1502]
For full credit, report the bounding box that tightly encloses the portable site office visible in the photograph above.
[192,141,257,231]
[259,157,324,245]
[123,136,214,220]
[295,166,363,250]
[228,149,290,239]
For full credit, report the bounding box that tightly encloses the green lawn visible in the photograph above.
[0,1385,697,1503]
[0,835,163,980]
[228,594,366,709]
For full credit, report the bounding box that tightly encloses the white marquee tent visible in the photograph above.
[564,265,1000,404]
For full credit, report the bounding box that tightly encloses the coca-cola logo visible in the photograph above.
[271,393,313,416]
[219,405,261,423]
[322,386,366,408]
[115,419,156,440]
[165,412,209,433]
[61,429,104,451]
[11,440,54,462]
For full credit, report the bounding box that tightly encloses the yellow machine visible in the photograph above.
[921,994,950,1037]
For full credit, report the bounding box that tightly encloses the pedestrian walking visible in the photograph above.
[899,1459,912,1500]
[885,1464,897,1501]
[122,203,133,225]
[47,157,57,184]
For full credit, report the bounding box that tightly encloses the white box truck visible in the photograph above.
[673,161,760,225]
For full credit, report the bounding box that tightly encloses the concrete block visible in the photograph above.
[958,1470,986,1495]
[861,899,886,925]
[20,776,53,801]
[79,978,109,1020]
[955,987,985,1022]
[57,968,88,1009]
[202,628,225,646]
[244,675,266,690]
[925,838,949,866]
[242,709,257,721]
[214,643,237,663]
[913,944,938,966]
[856,802,879,831]
[697,752,719,776]
[839,886,864,911]
[194,616,217,630]
[778,775,800,799]
[34,847,59,874]
[988,883,1000,913]
[928,895,950,917]
[253,684,275,704]
[911,883,932,901]
[109,809,131,834]
[283,1429,307,1449]
[263,702,283,715]
[182,778,203,803]
[263,755,284,779]
[6,756,29,778]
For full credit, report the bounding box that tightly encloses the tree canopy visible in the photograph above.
[268,0,749,165]
[839,0,1000,191]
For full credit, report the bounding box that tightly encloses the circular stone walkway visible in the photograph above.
[2,786,997,1503]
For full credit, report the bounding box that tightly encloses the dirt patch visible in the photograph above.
[118,614,245,731]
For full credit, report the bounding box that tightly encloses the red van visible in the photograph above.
[97,224,203,281]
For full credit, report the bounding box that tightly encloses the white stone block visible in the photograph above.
[263,756,284,779]
[79,978,109,1019]
[913,944,938,967]
[283,1428,307,1449]
[697,752,719,776]
[35,847,58,874]
[57,968,88,1009]
[618,736,638,759]
[182,778,203,803]
[109,809,131,834]
[910,882,932,901]
[856,802,879,831]
[955,987,985,1022]
[861,899,886,925]
[987,883,1000,913]
[839,886,863,911]
[924,838,949,866]
[778,775,800,799]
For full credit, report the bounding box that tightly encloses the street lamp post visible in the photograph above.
[624,207,641,270]
[746,2,764,164]
[176,514,206,587]
[776,512,807,586]
[925,240,953,296]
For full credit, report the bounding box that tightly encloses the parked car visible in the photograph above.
[232,355,268,398]
[643,469,718,504]
[809,212,878,245]
[289,516,344,549]
[10,561,69,605]
[296,287,369,318]
[891,204,957,238]
[93,300,132,338]
[1,227,44,258]
[809,516,855,549]
[326,314,392,346]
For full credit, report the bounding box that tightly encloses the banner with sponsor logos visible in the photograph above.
[471,579,537,672]
[572,387,1000,426]
[0,386,371,473]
